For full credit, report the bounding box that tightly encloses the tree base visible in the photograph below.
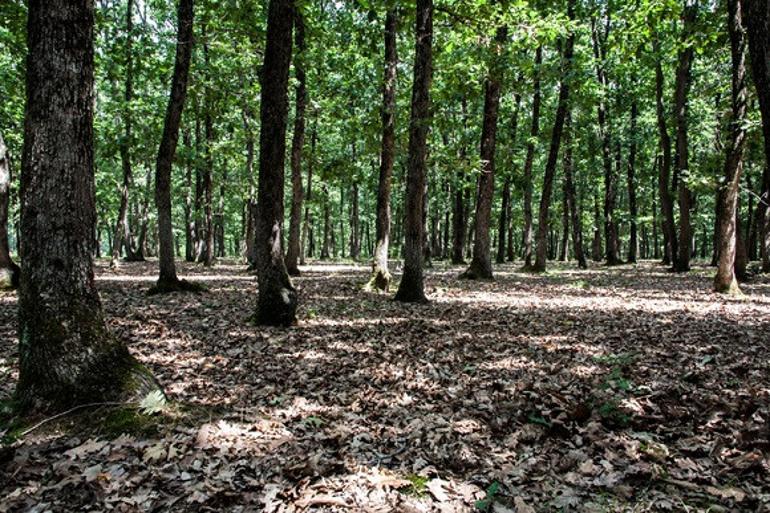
[605,258,625,267]
[148,278,206,295]
[0,263,20,290]
[286,266,301,277]
[393,287,428,303]
[256,282,298,327]
[460,260,493,280]
[365,267,391,292]
[714,277,743,296]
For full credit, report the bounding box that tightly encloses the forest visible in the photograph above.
[0,0,769,511]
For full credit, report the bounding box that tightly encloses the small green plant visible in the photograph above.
[597,399,631,426]
[602,367,633,392]
[404,474,429,497]
[527,413,551,427]
[305,308,318,319]
[301,415,324,429]
[475,481,501,511]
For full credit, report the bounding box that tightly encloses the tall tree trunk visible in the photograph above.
[654,39,677,267]
[111,0,134,268]
[592,15,621,266]
[395,0,432,302]
[370,9,397,290]
[559,180,570,262]
[285,9,306,276]
[522,46,543,268]
[463,25,506,280]
[673,3,697,272]
[592,190,603,261]
[152,0,196,293]
[350,181,360,260]
[255,0,297,326]
[745,0,770,273]
[451,96,469,264]
[627,99,639,263]
[183,129,195,262]
[534,5,574,272]
[198,22,214,266]
[715,0,748,294]
[18,0,159,409]
[0,133,19,288]
[497,177,511,264]
[242,109,257,266]
[563,111,586,268]
[301,123,316,264]
[321,184,331,259]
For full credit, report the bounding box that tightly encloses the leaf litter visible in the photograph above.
[0,260,769,512]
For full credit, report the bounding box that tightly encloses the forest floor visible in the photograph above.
[0,259,769,512]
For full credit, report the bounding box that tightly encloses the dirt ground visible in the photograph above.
[1,259,769,512]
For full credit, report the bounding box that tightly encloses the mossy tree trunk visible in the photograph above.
[18,0,159,410]
[255,0,297,326]
[395,0,432,303]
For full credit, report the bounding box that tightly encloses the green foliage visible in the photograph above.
[475,481,501,511]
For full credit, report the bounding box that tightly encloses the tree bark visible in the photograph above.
[111,0,135,268]
[592,15,621,266]
[369,9,397,290]
[497,177,511,264]
[18,0,159,410]
[563,111,587,269]
[627,98,639,263]
[715,0,748,294]
[522,46,543,269]
[654,38,677,268]
[463,25,506,280]
[745,0,770,272]
[349,181,360,260]
[199,24,214,267]
[301,123,316,264]
[152,0,196,293]
[451,96,469,264]
[255,0,297,326]
[285,9,306,276]
[395,0,432,302]
[0,133,19,289]
[673,3,697,272]
[534,5,574,273]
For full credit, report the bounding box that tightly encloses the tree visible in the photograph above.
[17,0,159,409]
[533,0,575,273]
[462,24,506,280]
[0,132,19,289]
[715,0,748,294]
[110,0,136,268]
[745,0,770,273]
[395,0,432,303]
[255,0,297,326]
[522,46,543,269]
[285,8,307,276]
[369,9,398,291]
[563,110,586,268]
[673,2,697,272]
[151,0,197,294]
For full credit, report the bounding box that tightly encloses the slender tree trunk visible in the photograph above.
[497,177,511,264]
[321,184,330,259]
[673,4,697,272]
[301,124,316,264]
[522,46,542,268]
[654,37,677,268]
[18,0,159,409]
[715,0,748,294]
[736,196,749,280]
[0,133,19,288]
[563,111,586,269]
[152,0,195,293]
[592,16,621,266]
[534,6,574,272]
[559,180,570,262]
[592,190,603,261]
[199,23,214,267]
[242,109,257,266]
[111,0,134,268]
[745,0,770,272]
[463,25,506,280]
[451,96,469,264]
[350,181,360,260]
[255,0,297,326]
[652,171,660,259]
[369,9,397,290]
[627,99,639,263]
[395,0,432,302]
[285,9,306,276]
[183,130,195,261]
